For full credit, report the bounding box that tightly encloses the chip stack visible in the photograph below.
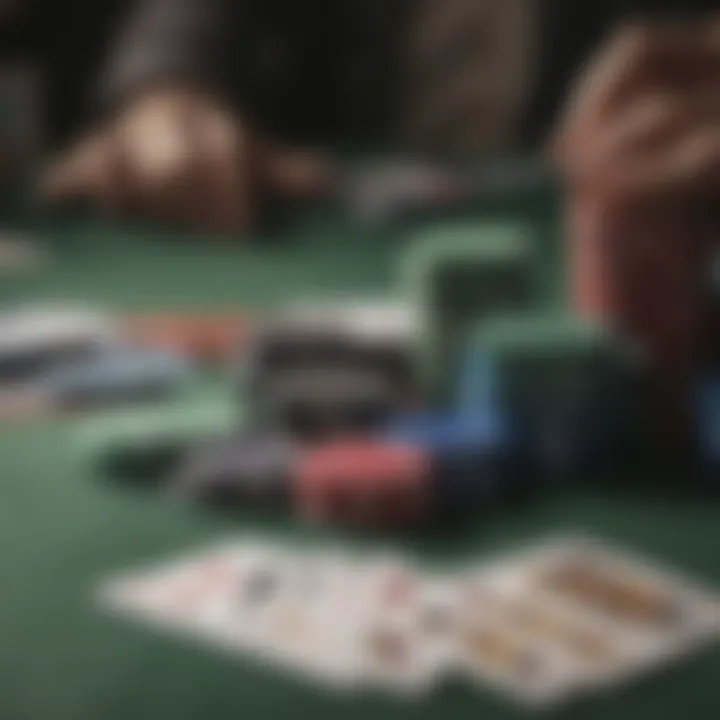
[403,222,536,400]
[383,409,512,521]
[293,439,432,527]
[457,314,636,482]
[44,346,194,410]
[567,193,713,456]
[171,432,296,511]
[81,197,720,523]
[241,301,419,440]
[0,306,117,386]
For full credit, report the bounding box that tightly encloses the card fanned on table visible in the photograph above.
[97,534,720,708]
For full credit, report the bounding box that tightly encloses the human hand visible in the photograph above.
[43,88,331,231]
[554,18,720,204]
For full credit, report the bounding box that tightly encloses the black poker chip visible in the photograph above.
[256,365,401,439]
[238,312,419,430]
[169,432,297,511]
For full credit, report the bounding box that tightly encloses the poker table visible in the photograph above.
[1,187,719,720]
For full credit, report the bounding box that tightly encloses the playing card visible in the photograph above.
[333,553,455,697]
[521,536,720,687]
[447,571,582,708]
[456,534,720,703]
[101,540,260,629]
[100,540,370,691]
[245,547,371,690]
[97,534,720,707]
[99,539,287,651]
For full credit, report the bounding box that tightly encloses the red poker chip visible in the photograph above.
[295,439,430,488]
[293,439,432,527]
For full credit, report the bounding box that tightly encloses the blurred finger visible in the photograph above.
[570,90,720,180]
[555,21,720,162]
[594,125,720,202]
[555,25,658,161]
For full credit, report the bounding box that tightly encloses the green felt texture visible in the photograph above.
[0,180,718,720]
[403,221,538,396]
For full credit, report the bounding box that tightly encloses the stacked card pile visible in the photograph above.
[97,535,720,708]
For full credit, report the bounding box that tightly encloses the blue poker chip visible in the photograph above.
[382,408,515,517]
[383,407,508,450]
[41,346,194,407]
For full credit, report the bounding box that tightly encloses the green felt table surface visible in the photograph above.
[1,195,719,720]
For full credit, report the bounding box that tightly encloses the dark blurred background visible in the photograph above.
[0,0,718,152]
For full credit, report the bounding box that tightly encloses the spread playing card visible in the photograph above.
[453,535,720,707]
[96,534,720,707]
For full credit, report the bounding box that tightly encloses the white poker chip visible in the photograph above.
[0,305,117,357]
[284,298,418,345]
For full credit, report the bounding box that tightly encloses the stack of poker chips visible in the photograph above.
[85,216,673,527]
[165,295,635,526]
[133,295,517,527]
[172,299,438,523]
[0,305,199,418]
